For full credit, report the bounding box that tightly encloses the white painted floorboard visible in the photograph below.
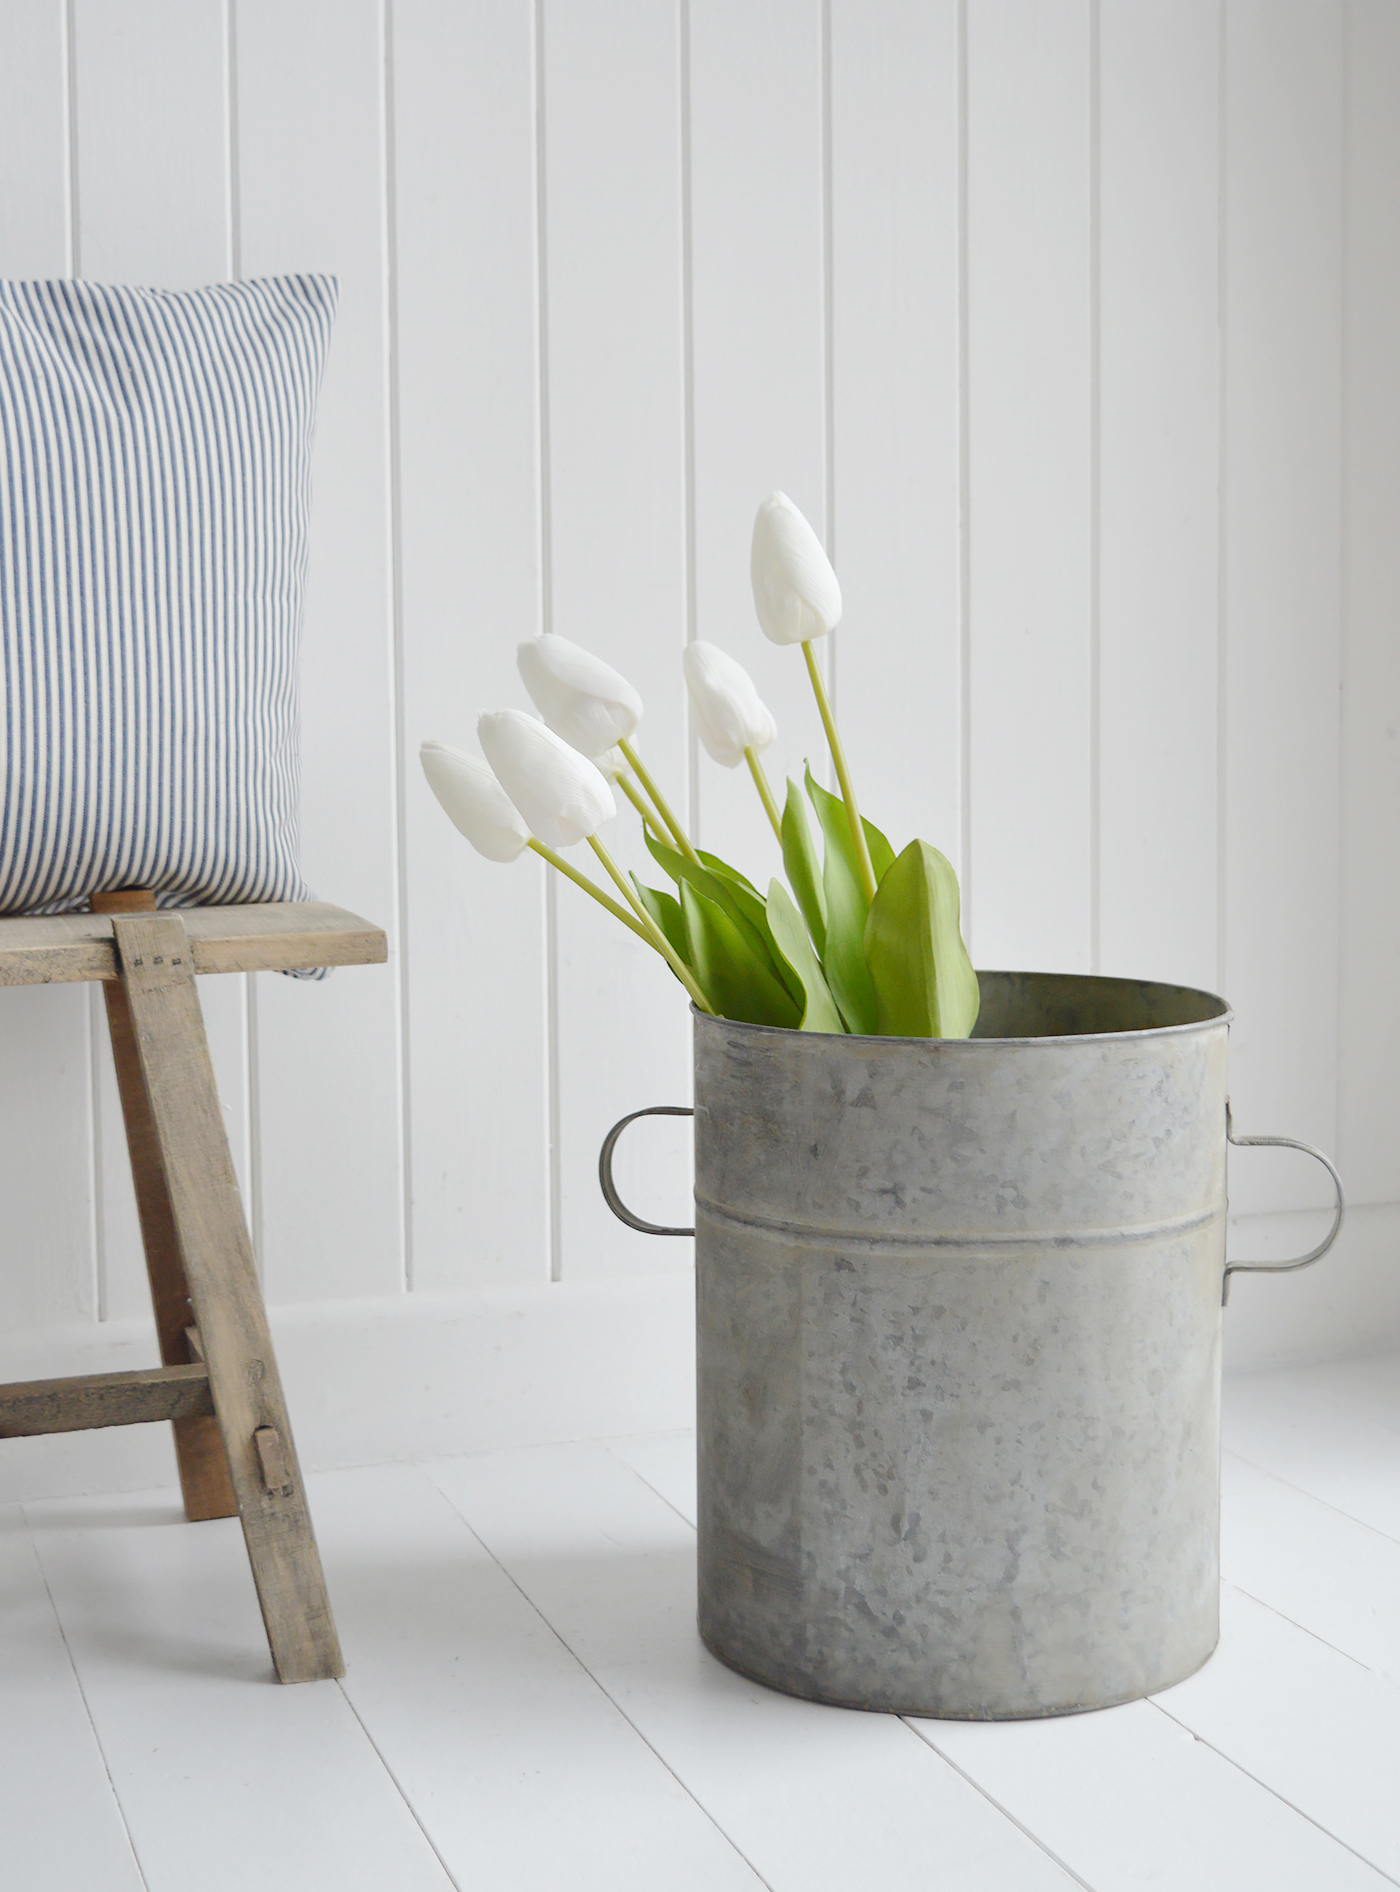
[22,1491,453,1892]
[426,1443,1078,1892]
[1223,1360,1400,1537]
[0,1505,144,1892]
[2,1352,1396,1891]
[917,1693,1388,1892]
[1220,1453,1400,1683]
[1155,1585,1400,1881]
[315,1462,764,1891]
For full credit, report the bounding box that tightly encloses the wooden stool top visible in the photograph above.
[0,901,386,986]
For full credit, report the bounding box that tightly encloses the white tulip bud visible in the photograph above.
[516,633,643,757]
[420,741,531,862]
[682,642,778,768]
[595,746,627,780]
[478,709,616,848]
[750,491,842,645]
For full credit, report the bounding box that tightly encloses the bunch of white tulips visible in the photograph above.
[422,492,979,1038]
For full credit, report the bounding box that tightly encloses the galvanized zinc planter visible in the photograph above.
[600,971,1344,1721]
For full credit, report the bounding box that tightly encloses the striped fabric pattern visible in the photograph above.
[0,274,337,920]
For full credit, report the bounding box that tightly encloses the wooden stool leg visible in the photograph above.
[110,909,344,1683]
[92,889,237,1522]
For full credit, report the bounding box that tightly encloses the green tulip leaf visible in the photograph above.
[863,839,980,1039]
[804,763,878,1035]
[631,876,689,966]
[780,779,827,957]
[644,829,798,1004]
[696,851,806,1013]
[697,850,762,899]
[679,881,801,1029]
[765,881,845,1033]
[804,770,897,887]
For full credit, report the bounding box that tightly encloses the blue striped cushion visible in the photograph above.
[0,274,337,921]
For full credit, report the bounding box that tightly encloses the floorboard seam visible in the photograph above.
[420,1467,778,1892]
[1220,1577,1400,1683]
[901,1722,1097,1892]
[20,1503,152,1892]
[1223,1447,1400,1548]
[1143,1697,1400,1887]
[333,1680,464,1891]
[603,1443,698,1532]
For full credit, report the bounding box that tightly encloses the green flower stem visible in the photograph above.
[745,747,783,843]
[587,834,714,1012]
[802,639,877,904]
[616,768,669,843]
[618,738,702,867]
[526,838,650,944]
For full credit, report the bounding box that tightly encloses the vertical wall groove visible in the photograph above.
[63,0,78,275]
[533,0,562,1280]
[226,0,241,279]
[956,0,973,919]
[67,0,101,1317]
[1215,0,1229,998]
[1336,0,1352,1165]
[383,0,413,1292]
[820,0,837,750]
[820,0,836,563]
[226,0,262,1272]
[679,0,700,835]
[1088,0,1102,975]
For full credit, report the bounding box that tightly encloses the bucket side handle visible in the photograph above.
[598,1106,695,1237]
[1223,1101,1345,1305]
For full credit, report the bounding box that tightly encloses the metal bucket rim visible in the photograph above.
[690,968,1233,1049]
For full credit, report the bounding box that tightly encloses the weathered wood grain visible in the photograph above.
[0,901,387,987]
[0,1364,213,1437]
[112,910,344,1682]
[92,890,238,1523]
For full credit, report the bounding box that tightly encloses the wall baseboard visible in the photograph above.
[0,1274,695,1504]
[2,1202,1395,1505]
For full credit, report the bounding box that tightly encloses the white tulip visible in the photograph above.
[682,642,778,768]
[420,741,530,862]
[750,491,842,645]
[517,633,643,757]
[478,709,616,849]
[595,746,627,779]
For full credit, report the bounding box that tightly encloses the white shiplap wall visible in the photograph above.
[0,1,1396,1360]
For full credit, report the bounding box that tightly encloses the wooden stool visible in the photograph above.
[0,894,387,1683]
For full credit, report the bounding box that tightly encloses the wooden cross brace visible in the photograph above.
[0,893,387,1683]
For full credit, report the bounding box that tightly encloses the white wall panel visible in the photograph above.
[1338,0,1400,1208]
[67,0,254,1320]
[235,0,405,1300]
[393,0,549,1291]
[0,986,94,1327]
[542,0,693,1277]
[1222,1,1343,1216]
[829,0,962,868]
[964,0,1093,971]
[0,0,93,1332]
[0,0,69,278]
[72,0,228,288]
[688,0,830,873]
[1097,0,1220,993]
[0,0,1396,1358]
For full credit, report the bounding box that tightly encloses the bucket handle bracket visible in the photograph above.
[599,1106,695,1237]
[1223,1101,1345,1305]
